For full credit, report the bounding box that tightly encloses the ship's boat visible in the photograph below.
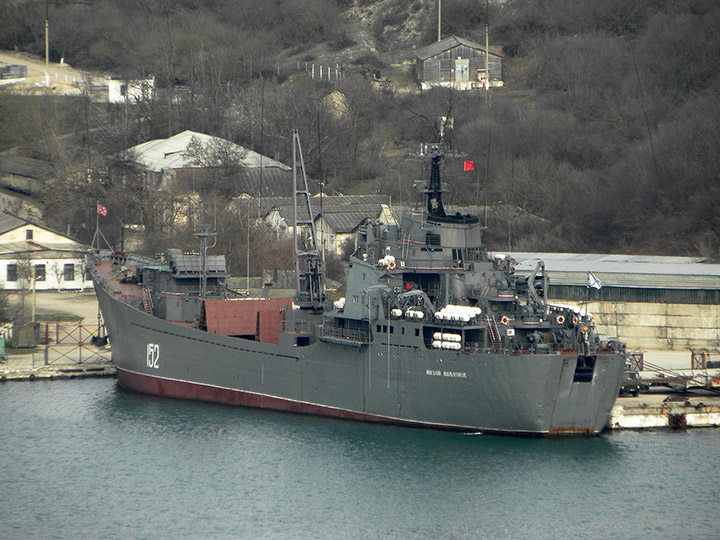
[90,135,625,436]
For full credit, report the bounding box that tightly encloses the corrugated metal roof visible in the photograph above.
[0,245,86,259]
[245,195,388,224]
[171,254,226,274]
[0,153,53,179]
[119,130,290,172]
[0,214,86,246]
[505,252,720,290]
[415,35,502,60]
[175,167,295,197]
[0,214,28,235]
[0,241,85,254]
[321,212,369,234]
[315,195,388,206]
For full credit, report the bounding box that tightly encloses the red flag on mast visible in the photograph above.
[463,160,475,171]
[97,204,108,216]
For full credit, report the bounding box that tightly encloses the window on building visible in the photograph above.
[35,264,46,282]
[64,263,75,281]
[7,264,17,282]
[26,229,33,240]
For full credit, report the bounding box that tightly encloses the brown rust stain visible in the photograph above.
[668,412,687,429]
[548,427,595,437]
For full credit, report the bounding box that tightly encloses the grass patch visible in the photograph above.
[384,64,420,92]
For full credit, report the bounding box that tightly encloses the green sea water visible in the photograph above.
[1,378,718,539]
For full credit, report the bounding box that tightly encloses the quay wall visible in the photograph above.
[552,299,720,352]
[609,394,720,430]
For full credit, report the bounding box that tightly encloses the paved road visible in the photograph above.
[7,290,101,324]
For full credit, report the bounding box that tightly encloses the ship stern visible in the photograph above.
[547,352,625,436]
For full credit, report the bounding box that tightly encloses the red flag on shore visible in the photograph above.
[97,204,108,216]
[463,160,475,171]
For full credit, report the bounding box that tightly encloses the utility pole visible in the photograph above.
[437,0,442,42]
[485,0,489,87]
[44,0,50,86]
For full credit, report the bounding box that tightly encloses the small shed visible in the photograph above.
[416,35,502,90]
[107,77,154,104]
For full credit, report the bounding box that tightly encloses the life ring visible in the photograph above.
[572,316,579,326]
[387,260,396,270]
[556,315,565,325]
[500,315,510,325]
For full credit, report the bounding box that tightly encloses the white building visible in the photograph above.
[113,130,291,193]
[0,214,92,291]
[107,77,154,104]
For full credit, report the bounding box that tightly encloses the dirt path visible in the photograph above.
[0,49,105,93]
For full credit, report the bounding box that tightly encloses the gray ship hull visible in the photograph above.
[94,276,624,436]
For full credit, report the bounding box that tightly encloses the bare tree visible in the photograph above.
[50,262,63,292]
[184,135,247,199]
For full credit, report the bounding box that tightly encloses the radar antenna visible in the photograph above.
[413,142,473,223]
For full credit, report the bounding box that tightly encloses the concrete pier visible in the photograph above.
[0,363,115,381]
[0,345,115,382]
[609,392,720,430]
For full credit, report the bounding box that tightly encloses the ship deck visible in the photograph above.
[93,259,143,300]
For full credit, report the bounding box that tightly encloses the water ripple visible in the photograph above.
[1,379,718,539]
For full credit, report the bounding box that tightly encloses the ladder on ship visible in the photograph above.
[142,288,153,316]
[487,317,501,350]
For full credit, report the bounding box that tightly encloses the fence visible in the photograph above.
[0,322,111,370]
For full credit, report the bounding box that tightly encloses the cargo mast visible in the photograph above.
[292,129,325,310]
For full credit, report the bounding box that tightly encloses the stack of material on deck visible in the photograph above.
[202,298,291,343]
[257,310,285,344]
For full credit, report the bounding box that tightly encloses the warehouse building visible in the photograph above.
[510,252,720,352]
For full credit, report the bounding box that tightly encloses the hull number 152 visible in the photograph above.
[146,343,160,369]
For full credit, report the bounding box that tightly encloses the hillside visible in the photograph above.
[0,0,719,270]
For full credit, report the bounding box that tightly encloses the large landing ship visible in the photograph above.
[90,135,625,436]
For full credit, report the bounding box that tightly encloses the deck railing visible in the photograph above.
[318,325,372,344]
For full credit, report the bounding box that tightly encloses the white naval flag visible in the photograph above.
[588,272,602,290]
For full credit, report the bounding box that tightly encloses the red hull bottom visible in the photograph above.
[115,369,584,436]
[116,368,473,432]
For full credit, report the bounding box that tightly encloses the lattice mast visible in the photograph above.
[292,130,326,310]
